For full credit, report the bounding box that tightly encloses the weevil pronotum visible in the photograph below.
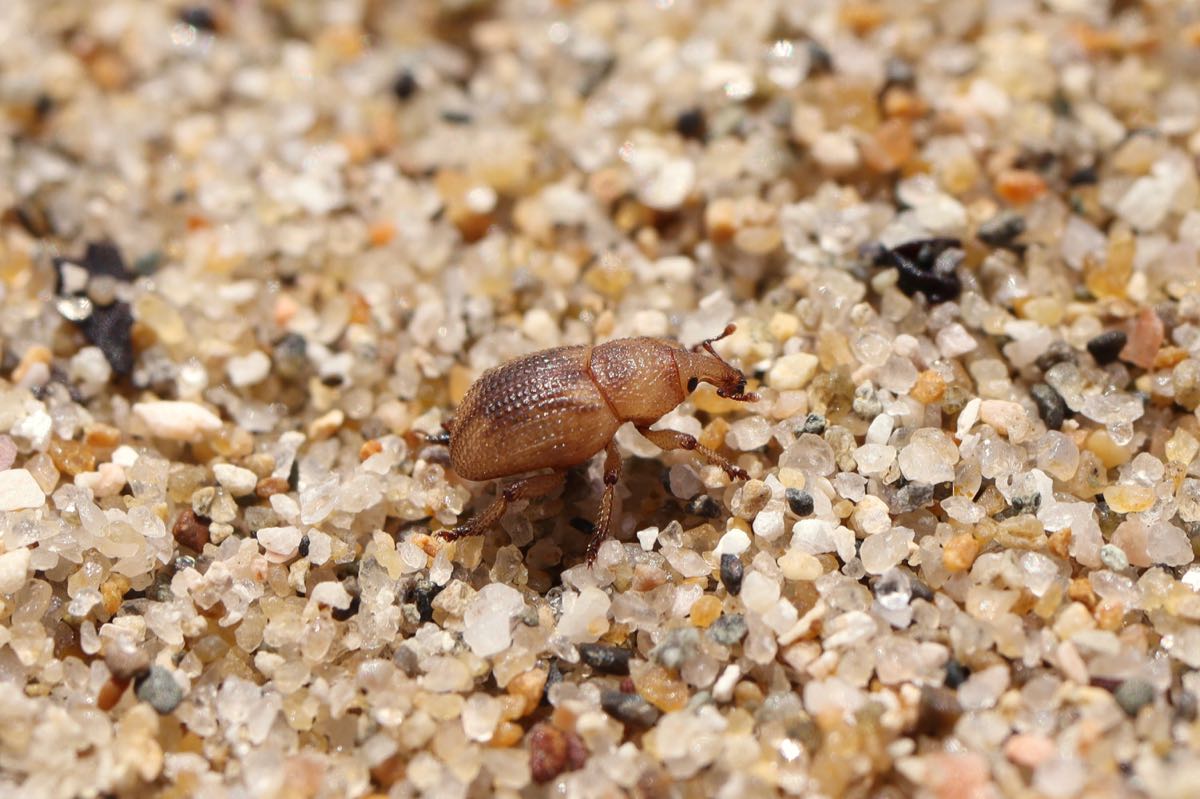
[436,324,758,562]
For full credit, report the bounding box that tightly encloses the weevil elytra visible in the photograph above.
[437,324,758,562]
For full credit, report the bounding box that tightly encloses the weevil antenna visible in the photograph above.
[692,324,741,374]
[691,323,737,356]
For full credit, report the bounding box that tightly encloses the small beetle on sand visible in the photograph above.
[437,324,758,561]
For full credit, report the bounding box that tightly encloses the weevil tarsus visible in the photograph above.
[585,439,623,564]
[440,471,565,542]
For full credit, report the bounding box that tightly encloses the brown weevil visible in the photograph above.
[437,324,758,562]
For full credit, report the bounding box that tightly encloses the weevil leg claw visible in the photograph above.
[425,429,451,446]
[438,525,474,542]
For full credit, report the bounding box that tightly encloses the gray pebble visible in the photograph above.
[1099,543,1129,572]
[577,643,631,675]
[1087,330,1127,366]
[977,211,1026,247]
[135,665,184,715]
[786,488,814,516]
[651,627,700,670]
[1034,342,1076,373]
[600,691,660,726]
[1114,679,1154,717]
[274,332,308,378]
[707,613,748,646]
[686,494,722,518]
[893,482,934,513]
[1010,493,1041,514]
[720,553,743,595]
[1030,382,1067,430]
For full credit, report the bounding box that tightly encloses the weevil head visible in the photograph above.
[674,324,759,402]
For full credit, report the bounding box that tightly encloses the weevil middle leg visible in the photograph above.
[636,426,749,480]
[440,471,565,542]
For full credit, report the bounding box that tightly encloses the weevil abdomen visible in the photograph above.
[449,345,620,480]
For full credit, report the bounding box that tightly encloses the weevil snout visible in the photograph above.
[717,377,758,402]
[680,324,759,403]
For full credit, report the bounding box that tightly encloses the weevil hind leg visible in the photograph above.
[636,426,749,481]
[585,439,623,565]
[440,471,565,542]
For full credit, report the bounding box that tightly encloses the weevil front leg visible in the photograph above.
[440,471,565,542]
[636,426,749,481]
[586,439,623,565]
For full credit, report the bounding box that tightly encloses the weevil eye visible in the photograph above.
[687,376,699,392]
